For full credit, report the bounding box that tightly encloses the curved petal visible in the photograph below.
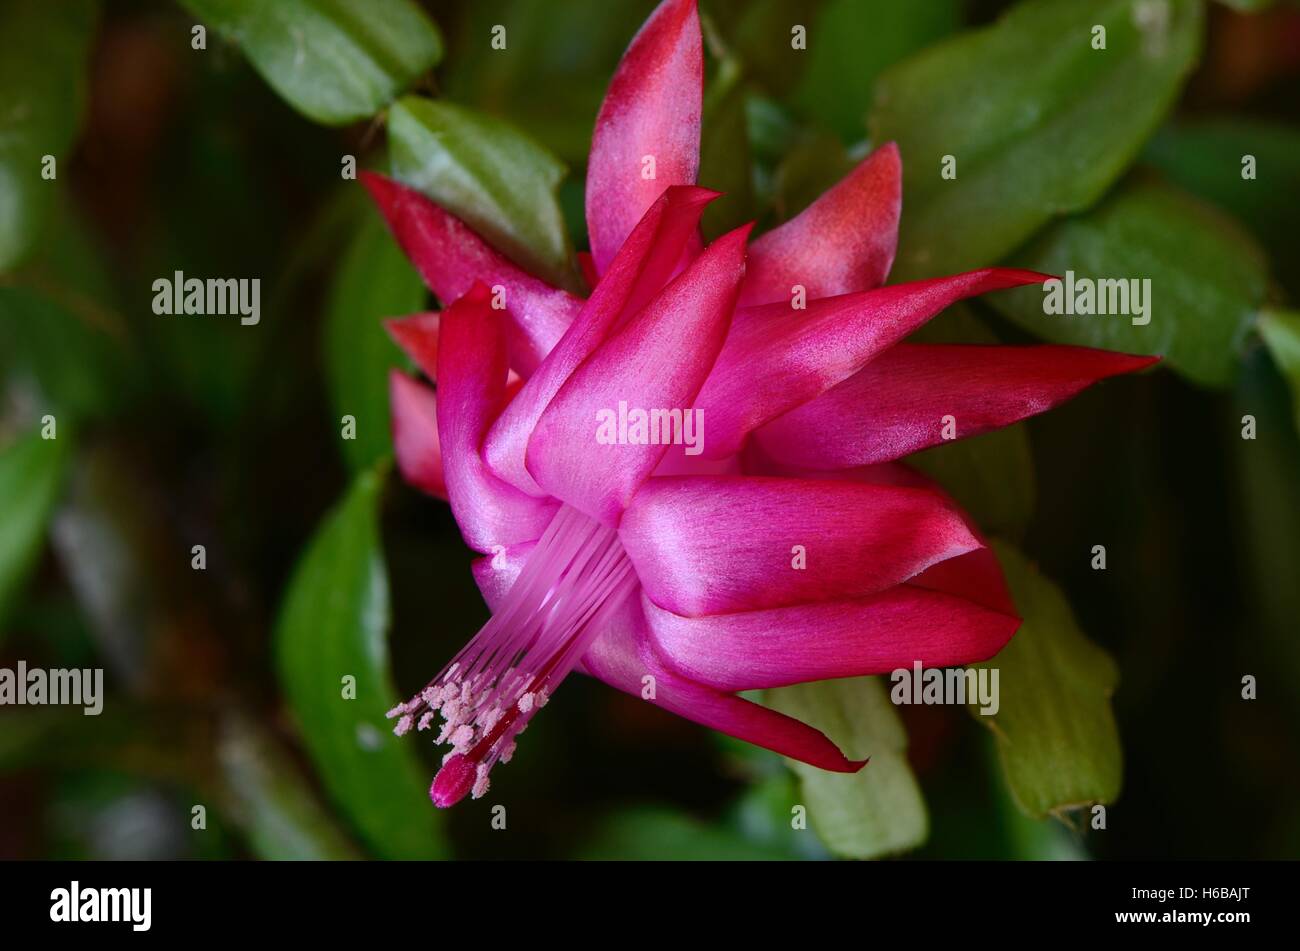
[361,172,583,375]
[580,599,863,772]
[757,343,1159,469]
[740,446,1022,632]
[619,475,981,616]
[642,586,1018,691]
[585,0,702,274]
[471,540,538,611]
[695,268,1050,458]
[389,370,447,500]
[739,143,901,307]
[484,185,718,496]
[527,225,749,526]
[436,284,558,552]
[743,448,1020,618]
[386,311,440,381]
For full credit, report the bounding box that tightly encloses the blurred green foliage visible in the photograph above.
[1,0,1299,860]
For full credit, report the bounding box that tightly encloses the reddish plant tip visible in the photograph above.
[429,754,476,808]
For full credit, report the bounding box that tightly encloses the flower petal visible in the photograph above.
[436,284,558,552]
[361,171,583,375]
[484,185,718,495]
[744,450,1022,619]
[619,475,981,616]
[471,540,537,611]
[642,586,1018,692]
[386,311,440,380]
[389,370,447,500]
[757,343,1159,468]
[585,0,702,274]
[695,268,1050,458]
[581,601,864,772]
[739,143,902,307]
[740,447,1022,617]
[527,225,749,525]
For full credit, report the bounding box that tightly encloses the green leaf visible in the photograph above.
[0,431,70,637]
[324,213,424,471]
[991,177,1268,387]
[180,0,442,126]
[705,0,819,98]
[0,287,125,423]
[793,0,960,142]
[217,712,362,860]
[1259,309,1300,434]
[765,677,928,858]
[274,463,445,859]
[440,0,658,165]
[0,0,98,271]
[974,541,1122,819]
[1145,119,1300,298]
[1233,350,1300,704]
[909,429,1037,539]
[907,306,1037,538]
[871,0,1204,281]
[770,131,854,222]
[388,96,578,292]
[578,806,794,861]
[726,770,831,860]
[698,59,755,241]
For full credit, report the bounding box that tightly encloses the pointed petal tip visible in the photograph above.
[822,752,868,774]
[358,169,397,203]
[680,184,723,204]
[385,312,440,379]
[715,220,756,252]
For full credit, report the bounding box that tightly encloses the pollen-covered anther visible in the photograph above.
[397,505,639,808]
[471,764,491,800]
[393,715,414,736]
[450,724,476,751]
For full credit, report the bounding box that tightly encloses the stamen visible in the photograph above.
[393,505,637,807]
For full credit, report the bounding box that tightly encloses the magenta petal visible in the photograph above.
[361,172,583,375]
[585,0,702,274]
[743,450,1022,619]
[580,601,864,772]
[389,370,447,501]
[757,343,1160,469]
[619,475,982,616]
[740,142,902,307]
[484,185,718,496]
[526,226,749,526]
[436,284,558,552]
[695,268,1051,458]
[643,586,1018,691]
[386,311,440,381]
[471,540,538,611]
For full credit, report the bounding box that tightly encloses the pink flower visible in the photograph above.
[370,0,1156,807]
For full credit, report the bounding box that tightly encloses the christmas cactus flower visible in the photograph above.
[369,0,1156,807]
